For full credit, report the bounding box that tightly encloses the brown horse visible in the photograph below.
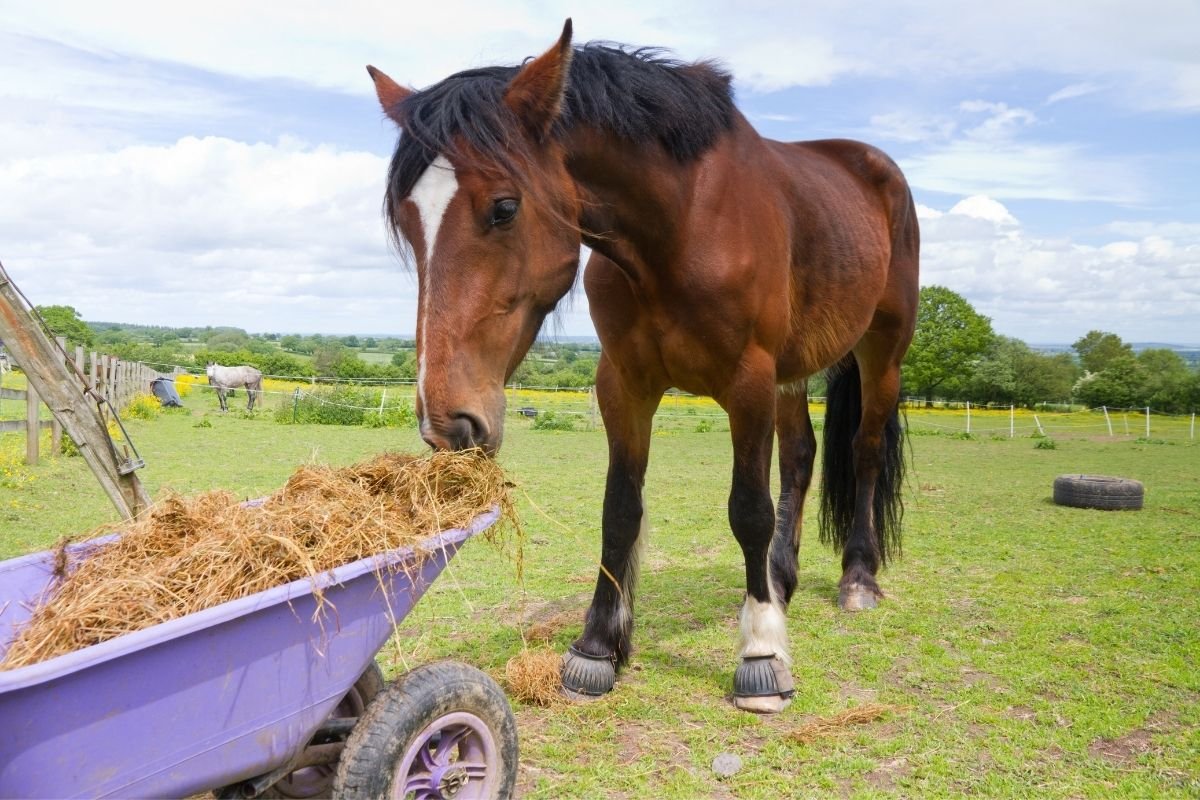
[368,20,918,713]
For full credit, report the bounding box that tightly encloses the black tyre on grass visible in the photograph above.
[333,661,518,800]
[1053,475,1144,511]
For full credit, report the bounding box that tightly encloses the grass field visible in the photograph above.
[0,395,1197,797]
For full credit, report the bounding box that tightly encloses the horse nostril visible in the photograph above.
[451,412,489,450]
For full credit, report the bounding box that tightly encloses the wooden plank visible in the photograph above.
[0,262,150,518]
[51,336,65,453]
[0,387,24,401]
[0,419,52,434]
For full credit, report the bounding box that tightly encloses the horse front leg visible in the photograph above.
[561,356,660,700]
[723,358,794,714]
[216,387,228,412]
[770,380,817,606]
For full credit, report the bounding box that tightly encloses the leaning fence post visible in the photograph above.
[1033,414,1044,436]
[1191,412,1196,440]
[1009,405,1014,438]
[1102,406,1113,437]
[379,388,387,420]
[966,401,971,435]
[292,388,300,423]
[1145,406,1150,438]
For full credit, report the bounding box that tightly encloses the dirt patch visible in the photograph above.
[1088,713,1173,765]
[959,666,1002,690]
[1007,705,1037,722]
[865,756,911,791]
[1089,728,1154,765]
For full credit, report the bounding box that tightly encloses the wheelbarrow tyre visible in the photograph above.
[333,660,518,800]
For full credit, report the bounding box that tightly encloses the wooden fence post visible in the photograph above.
[50,336,65,454]
[25,382,39,465]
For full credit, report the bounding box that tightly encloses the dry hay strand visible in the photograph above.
[504,648,564,707]
[1,450,518,671]
[788,703,907,744]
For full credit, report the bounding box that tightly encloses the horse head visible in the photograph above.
[368,20,582,453]
[205,362,215,381]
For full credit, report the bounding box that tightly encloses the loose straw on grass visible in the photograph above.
[2,450,519,670]
[504,647,564,707]
[788,703,907,744]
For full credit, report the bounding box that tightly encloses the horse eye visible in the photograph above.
[490,198,519,226]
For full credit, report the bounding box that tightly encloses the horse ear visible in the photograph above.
[504,18,574,138]
[366,65,413,127]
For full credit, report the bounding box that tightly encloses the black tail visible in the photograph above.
[818,356,906,566]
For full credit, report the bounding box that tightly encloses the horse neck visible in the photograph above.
[564,127,704,272]
[564,115,753,278]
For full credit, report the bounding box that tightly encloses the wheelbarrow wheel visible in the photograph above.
[243,662,385,799]
[333,660,518,800]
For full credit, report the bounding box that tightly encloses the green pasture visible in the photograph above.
[0,403,1197,798]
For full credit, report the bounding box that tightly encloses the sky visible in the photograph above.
[0,1,1197,345]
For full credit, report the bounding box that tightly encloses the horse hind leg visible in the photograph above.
[820,351,906,612]
[769,380,817,606]
[561,356,658,701]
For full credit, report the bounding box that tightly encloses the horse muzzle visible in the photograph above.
[420,410,501,454]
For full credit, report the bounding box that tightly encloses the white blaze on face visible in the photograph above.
[407,154,459,414]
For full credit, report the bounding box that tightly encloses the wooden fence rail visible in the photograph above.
[1,337,159,466]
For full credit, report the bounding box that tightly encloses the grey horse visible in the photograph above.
[205,363,263,412]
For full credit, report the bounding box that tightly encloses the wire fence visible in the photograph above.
[6,362,1196,441]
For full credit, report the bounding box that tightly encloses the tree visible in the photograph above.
[1072,330,1133,374]
[1137,348,1193,413]
[313,343,349,375]
[902,286,996,404]
[36,305,95,348]
[1073,355,1147,409]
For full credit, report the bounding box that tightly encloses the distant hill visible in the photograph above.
[1031,342,1200,365]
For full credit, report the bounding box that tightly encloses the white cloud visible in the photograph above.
[869,111,956,143]
[0,137,415,333]
[948,195,1018,226]
[958,100,1037,140]
[2,0,1198,105]
[906,140,1145,203]
[920,196,1200,341]
[1045,82,1102,105]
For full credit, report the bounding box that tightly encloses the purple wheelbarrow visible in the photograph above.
[0,508,518,799]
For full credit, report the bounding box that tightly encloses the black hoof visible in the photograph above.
[733,655,794,714]
[560,646,615,701]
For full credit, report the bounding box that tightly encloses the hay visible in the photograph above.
[1,450,517,671]
[787,703,906,744]
[504,648,564,706]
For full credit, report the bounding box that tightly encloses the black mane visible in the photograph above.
[385,43,736,210]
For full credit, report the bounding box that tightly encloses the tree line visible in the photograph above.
[28,297,1200,412]
[902,286,1200,412]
